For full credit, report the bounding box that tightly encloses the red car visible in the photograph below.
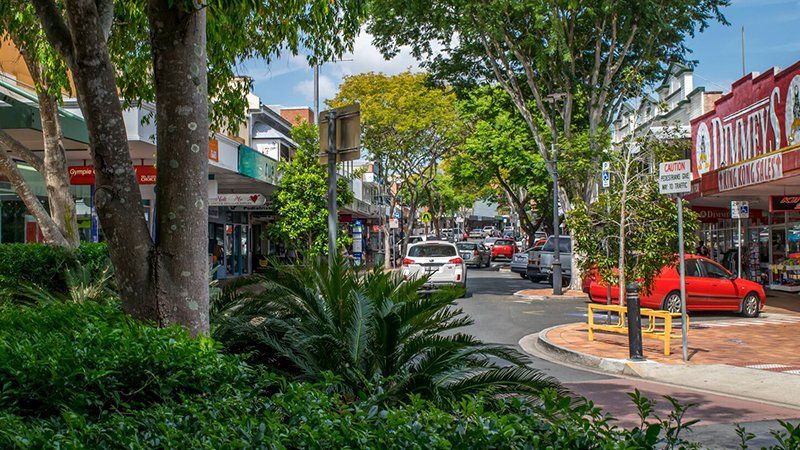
[583,255,766,317]
[491,239,517,260]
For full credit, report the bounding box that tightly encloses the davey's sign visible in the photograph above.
[692,60,800,179]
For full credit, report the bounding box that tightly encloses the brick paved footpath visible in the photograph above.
[546,313,800,376]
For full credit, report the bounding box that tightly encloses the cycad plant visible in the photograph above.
[213,257,562,405]
[16,261,116,304]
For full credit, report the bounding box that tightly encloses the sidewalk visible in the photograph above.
[513,288,588,301]
[523,313,800,409]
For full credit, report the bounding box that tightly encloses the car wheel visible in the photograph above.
[661,291,682,313]
[740,293,760,318]
[520,273,527,279]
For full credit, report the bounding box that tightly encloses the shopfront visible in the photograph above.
[689,59,800,292]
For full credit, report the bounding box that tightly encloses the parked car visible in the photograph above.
[483,236,499,249]
[583,255,766,317]
[491,238,517,260]
[456,241,491,268]
[531,236,571,286]
[468,228,484,239]
[402,241,467,294]
[482,225,497,237]
[532,231,548,247]
[511,245,542,278]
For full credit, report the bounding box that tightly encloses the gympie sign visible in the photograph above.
[717,153,782,192]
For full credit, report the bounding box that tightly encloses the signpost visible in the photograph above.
[731,201,749,278]
[319,105,361,264]
[601,161,610,188]
[659,159,692,362]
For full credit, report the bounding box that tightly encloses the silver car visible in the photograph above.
[456,241,491,268]
[511,245,542,279]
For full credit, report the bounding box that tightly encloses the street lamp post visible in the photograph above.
[545,92,566,296]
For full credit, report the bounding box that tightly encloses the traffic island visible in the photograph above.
[513,288,588,301]
[522,314,800,409]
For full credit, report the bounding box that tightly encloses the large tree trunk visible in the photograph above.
[32,0,209,336]
[148,0,210,335]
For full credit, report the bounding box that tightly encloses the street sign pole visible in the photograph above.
[677,195,688,362]
[738,217,742,278]
[327,110,337,265]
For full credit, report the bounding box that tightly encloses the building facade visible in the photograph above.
[688,59,800,291]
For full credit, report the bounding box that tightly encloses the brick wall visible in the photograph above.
[280,108,314,127]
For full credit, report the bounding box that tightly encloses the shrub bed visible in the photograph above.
[3,301,795,448]
[0,243,109,296]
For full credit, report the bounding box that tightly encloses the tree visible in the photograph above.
[29,0,364,335]
[329,72,464,266]
[368,0,728,287]
[419,171,476,236]
[0,2,78,248]
[567,135,699,299]
[269,122,354,257]
[449,86,552,241]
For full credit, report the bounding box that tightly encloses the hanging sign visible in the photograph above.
[658,159,692,194]
[209,193,267,206]
[770,195,800,212]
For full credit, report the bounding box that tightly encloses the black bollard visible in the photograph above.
[626,282,645,361]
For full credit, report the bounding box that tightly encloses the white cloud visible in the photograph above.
[293,74,338,104]
[331,30,423,78]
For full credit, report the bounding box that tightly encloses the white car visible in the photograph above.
[402,241,466,294]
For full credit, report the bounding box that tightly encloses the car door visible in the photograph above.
[697,259,739,309]
[680,258,705,308]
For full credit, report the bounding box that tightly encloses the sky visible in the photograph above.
[242,0,800,110]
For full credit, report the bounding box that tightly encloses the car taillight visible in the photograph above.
[449,257,463,264]
[473,250,479,256]
[402,258,414,266]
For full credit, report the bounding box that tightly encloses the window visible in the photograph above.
[409,244,457,258]
[456,242,476,251]
[701,260,730,279]
[542,237,571,253]
[495,240,514,246]
[684,259,701,277]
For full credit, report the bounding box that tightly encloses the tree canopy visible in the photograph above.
[269,122,354,257]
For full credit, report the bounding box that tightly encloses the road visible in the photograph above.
[458,266,800,448]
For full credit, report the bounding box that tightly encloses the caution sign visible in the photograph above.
[420,212,432,223]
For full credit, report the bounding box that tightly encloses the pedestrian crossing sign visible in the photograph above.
[421,212,432,223]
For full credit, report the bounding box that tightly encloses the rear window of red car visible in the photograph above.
[495,240,514,246]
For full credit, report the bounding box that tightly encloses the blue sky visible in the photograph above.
[243,0,800,109]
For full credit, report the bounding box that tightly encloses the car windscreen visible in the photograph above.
[495,240,514,246]
[541,237,571,252]
[409,244,458,258]
[456,242,476,251]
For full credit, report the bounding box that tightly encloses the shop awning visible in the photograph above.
[0,78,89,148]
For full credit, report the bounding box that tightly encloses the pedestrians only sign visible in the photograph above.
[420,212,432,223]
[658,159,692,195]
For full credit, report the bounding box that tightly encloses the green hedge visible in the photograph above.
[6,302,795,449]
[0,243,108,295]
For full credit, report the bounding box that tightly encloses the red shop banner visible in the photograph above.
[691,205,764,223]
[68,165,157,185]
[691,59,800,181]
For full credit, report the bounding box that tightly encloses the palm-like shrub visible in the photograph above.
[213,257,561,405]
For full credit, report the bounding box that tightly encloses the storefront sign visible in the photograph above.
[770,195,800,212]
[208,139,219,162]
[209,193,266,206]
[658,159,692,194]
[68,165,157,185]
[238,145,279,184]
[692,60,800,178]
[717,152,783,191]
[338,214,353,223]
[692,205,763,223]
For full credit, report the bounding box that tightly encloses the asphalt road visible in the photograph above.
[457,266,800,448]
